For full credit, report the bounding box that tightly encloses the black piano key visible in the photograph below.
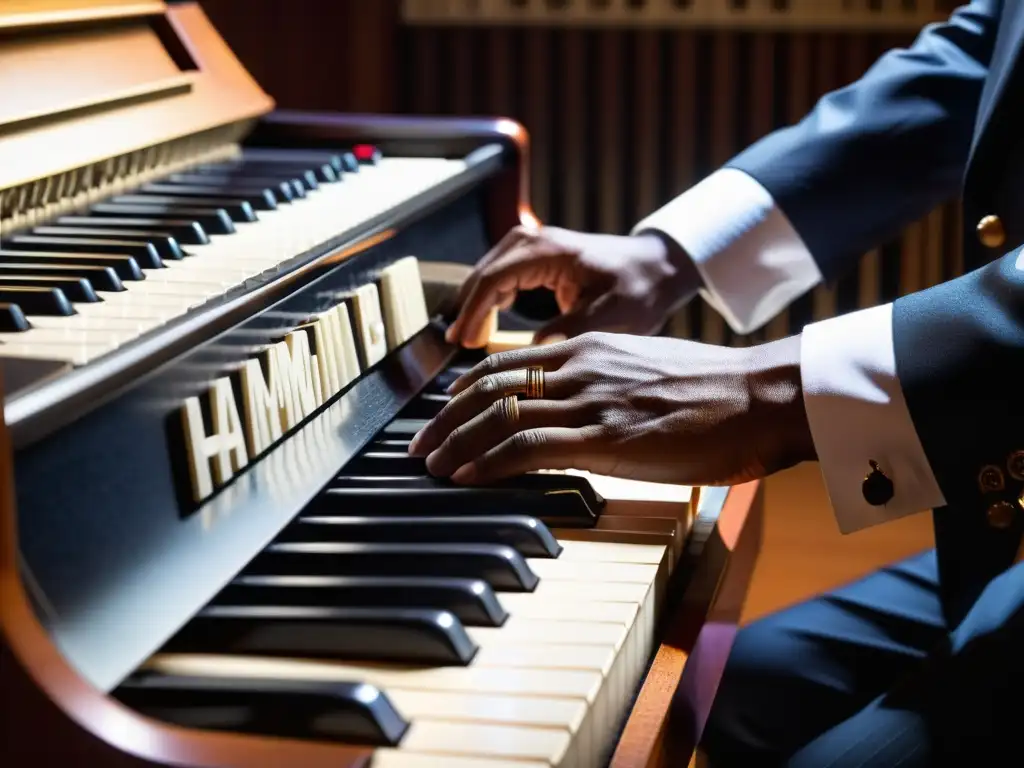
[109,194,257,223]
[251,542,539,592]
[86,205,235,236]
[164,605,478,666]
[429,367,470,393]
[31,226,186,261]
[0,251,145,281]
[116,674,408,747]
[317,485,599,527]
[194,162,321,190]
[0,263,124,292]
[338,151,359,173]
[0,303,30,332]
[140,183,279,210]
[56,215,214,246]
[242,147,351,175]
[0,276,98,303]
[168,173,303,201]
[399,392,452,418]
[286,514,563,559]
[0,287,74,316]
[344,451,425,476]
[3,235,164,269]
[217,574,508,627]
[338,467,605,511]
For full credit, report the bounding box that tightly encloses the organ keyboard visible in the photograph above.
[0,3,763,766]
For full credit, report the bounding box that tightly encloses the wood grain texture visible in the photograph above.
[740,463,933,626]
[610,481,764,768]
[0,1,273,191]
[0,0,163,29]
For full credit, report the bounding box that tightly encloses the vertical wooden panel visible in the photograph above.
[451,28,477,115]
[560,30,586,230]
[410,28,441,115]
[924,207,944,289]
[524,29,553,224]
[735,32,776,347]
[665,32,698,341]
[345,0,399,111]
[486,28,514,116]
[633,30,661,222]
[596,30,624,234]
[701,31,736,345]
[947,200,964,281]
[810,33,839,323]
[900,221,924,296]
[844,34,882,313]
[765,33,811,341]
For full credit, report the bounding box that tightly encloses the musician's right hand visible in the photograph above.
[446,225,703,348]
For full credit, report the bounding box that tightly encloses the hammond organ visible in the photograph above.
[0,3,763,766]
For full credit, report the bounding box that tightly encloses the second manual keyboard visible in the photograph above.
[0,147,466,365]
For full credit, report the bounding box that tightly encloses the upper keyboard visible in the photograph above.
[0,147,466,367]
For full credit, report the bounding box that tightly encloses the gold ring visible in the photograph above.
[498,394,520,423]
[525,366,545,399]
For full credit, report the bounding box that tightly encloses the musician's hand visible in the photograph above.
[445,225,702,348]
[407,332,816,486]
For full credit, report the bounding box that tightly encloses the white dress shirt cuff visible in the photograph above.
[801,303,947,534]
[631,168,823,334]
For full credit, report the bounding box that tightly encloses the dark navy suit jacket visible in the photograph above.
[727,0,1024,624]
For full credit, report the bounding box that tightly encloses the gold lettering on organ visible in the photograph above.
[178,258,431,504]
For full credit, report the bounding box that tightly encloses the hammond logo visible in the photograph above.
[179,256,429,503]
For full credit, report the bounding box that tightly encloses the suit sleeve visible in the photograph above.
[635,0,999,334]
[801,249,1024,533]
[894,248,1024,517]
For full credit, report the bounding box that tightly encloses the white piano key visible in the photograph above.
[398,721,573,767]
[143,655,604,705]
[526,559,659,584]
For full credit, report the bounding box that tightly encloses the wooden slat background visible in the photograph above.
[199,0,965,343]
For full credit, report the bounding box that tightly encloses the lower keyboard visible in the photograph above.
[113,360,695,768]
[136,531,671,768]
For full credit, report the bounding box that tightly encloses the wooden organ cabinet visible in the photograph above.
[0,2,762,767]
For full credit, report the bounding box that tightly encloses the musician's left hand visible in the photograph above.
[407,332,817,486]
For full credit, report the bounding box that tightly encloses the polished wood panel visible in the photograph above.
[610,481,764,768]
[0,1,273,191]
[742,463,933,625]
[0,0,163,29]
